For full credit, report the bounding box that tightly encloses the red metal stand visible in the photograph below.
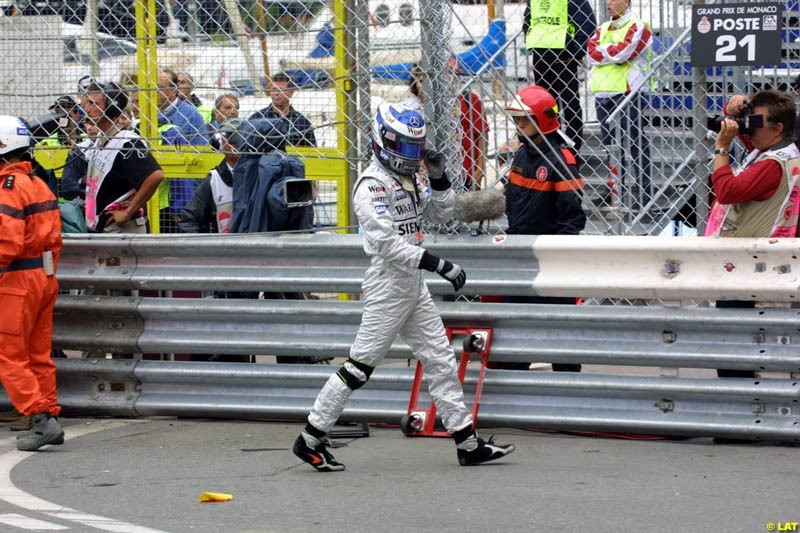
[401,327,493,438]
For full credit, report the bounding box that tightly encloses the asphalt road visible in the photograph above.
[0,416,795,532]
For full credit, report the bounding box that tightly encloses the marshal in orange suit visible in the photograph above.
[0,116,65,451]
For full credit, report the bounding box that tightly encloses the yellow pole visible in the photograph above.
[333,0,351,233]
[136,0,161,233]
[487,0,496,21]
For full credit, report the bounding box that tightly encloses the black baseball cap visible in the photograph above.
[49,95,78,111]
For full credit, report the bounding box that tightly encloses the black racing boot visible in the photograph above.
[457,435,515,466]
[16,413,65,451]
[293,434,345,472]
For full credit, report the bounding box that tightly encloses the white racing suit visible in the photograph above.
[307,156,473,435]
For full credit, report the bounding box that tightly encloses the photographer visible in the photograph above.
[707,89,800,381]
[708,90,800,239]
[37,96,85,148]
[179,119,240,234]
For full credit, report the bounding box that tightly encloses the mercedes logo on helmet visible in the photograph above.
[408,116,421,128]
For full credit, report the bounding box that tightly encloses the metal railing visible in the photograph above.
[54,296,800,372]
[39,233,800,443]
[59,233,800,301]
[53,359,800,443]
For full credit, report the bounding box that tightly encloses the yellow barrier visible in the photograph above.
[39,0,351,235]
[35,144,348,234]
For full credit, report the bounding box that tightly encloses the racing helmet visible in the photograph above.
[505,85,560,134]
[0,116,33,158]
[372,102,426,176]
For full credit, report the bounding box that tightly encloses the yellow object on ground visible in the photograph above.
[198,492,234,503]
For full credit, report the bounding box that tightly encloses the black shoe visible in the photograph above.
[293,435,345,472]
[457,436,515,466]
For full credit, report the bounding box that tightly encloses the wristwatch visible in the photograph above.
[714,149,730,156]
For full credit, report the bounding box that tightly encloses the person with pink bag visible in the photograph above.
[706,89,800,382]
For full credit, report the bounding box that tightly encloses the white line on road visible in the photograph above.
[0,420,170,533]
[0,512,69,530]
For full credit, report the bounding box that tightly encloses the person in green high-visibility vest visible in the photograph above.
[587,0,654,211]
[523,0,596,152]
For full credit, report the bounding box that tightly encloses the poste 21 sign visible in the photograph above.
[691,2,782,67]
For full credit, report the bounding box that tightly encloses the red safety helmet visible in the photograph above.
[505,85,560,134]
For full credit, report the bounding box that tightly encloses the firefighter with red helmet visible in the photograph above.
[504,85,587,235]
[502,85,586,373]
[0,116,65,451]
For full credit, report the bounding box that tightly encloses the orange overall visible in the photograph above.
[0,161,62,416]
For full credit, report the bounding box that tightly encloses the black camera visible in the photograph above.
[209,131,243,152]
[209,132,226,151]
[26,112,67,140]
[707,103,764,135]
[283,179,314,208]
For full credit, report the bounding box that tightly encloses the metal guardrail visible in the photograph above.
[58,234,800,300]
[54,296,800,372]
[51,359,800,443]
[48,233,800,442]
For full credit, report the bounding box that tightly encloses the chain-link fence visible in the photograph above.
[2,0,798,237]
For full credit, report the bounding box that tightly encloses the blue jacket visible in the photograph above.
[161,99,208,146]
[160,101,208,214]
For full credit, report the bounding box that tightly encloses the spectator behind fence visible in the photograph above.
[180,119,241,234]
[208,93,240,133]
[406,62,489,190]
[706,90,800,379]
[587,0,653,210]
[292,102,514,472]
[158,69,209,232]
[158,70,208,145]
[177,71,218,125]
[0,115,65,451]
[248,72,316,148]
[80,80,164,234]
[176,71,203,108]
[499,85,586,372]
[30,95,87,197]
[524,0,596,152]
[39,95,85,149]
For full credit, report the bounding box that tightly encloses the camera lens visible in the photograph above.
[210,133,224,151]
[706,116,723,133]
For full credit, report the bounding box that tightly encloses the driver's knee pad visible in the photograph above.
[337,357,374,390]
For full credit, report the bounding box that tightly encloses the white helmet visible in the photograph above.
[0,116,32,157]
[372,102,426,176]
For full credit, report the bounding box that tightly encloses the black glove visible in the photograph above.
[418,251,466,291]
[423,149,450,191]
